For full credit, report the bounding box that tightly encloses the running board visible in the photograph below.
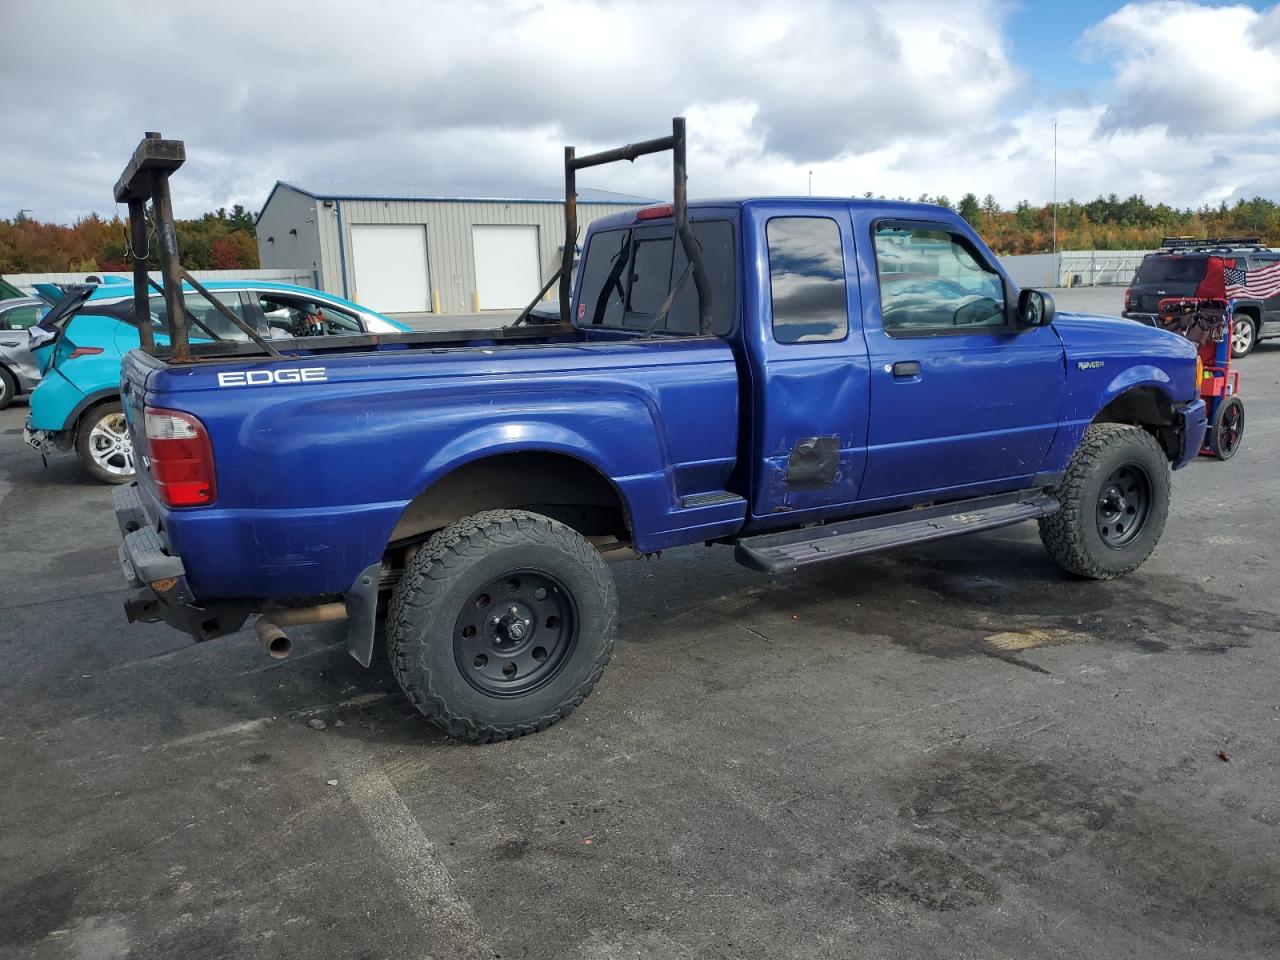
[734,491,1060,574]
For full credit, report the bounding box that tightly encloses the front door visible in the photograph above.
[858,218,1065,504]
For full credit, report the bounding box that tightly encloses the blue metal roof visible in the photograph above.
[273,180,655,206]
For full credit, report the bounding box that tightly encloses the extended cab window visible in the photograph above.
[768,217,847,343]
[875,224,1006,334]
[578,222,736,335]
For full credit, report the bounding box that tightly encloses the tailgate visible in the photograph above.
[120,349,160,511]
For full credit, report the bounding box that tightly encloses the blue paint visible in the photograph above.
[118,197,1203,604]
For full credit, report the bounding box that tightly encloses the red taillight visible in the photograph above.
[636,204,674,221]
[1124,287,1132,308]
[144,407,216,507]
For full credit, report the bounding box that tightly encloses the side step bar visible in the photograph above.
[734,491,1060,574]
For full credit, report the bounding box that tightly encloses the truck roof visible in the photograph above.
[586,196,954,232]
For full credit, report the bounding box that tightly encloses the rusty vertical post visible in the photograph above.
[560,145,576,324]
[671,117,713,335]
[127,198,154,351]
[149,165,189,361]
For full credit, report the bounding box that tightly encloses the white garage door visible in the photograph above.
[472,225,541,310]
[349,224,430,314]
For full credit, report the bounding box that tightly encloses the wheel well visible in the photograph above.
[73,395,121,440]
[388,452,631,546]
[1093,386,1179,460]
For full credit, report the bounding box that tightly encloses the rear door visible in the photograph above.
[1245,254,1280,327]
[745,206,872,519]
[857,218,1065,504]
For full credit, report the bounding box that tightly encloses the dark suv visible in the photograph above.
[1123,237,1279,357]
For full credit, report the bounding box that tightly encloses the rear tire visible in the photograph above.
[387,509,618,742]
[0,367,15,410]
[75,401,136,484]
[1231,314,1257,358]
[1039,423,1170,580]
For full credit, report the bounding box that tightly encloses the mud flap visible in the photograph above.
[343,562,383,667]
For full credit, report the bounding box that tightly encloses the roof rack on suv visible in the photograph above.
[1159,236,1266,252]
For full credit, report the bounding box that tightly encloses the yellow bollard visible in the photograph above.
[432,289,441,314]
[472,290,481,313]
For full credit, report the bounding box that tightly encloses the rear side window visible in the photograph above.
[767,217,848,343]
[578,229,630,327]
[1135,256,1206,284]
[0,304,42,330]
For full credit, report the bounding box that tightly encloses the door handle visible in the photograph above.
[892,361,921,378]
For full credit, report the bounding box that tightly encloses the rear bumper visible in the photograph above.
[1122,311,1158,327]
[1174,398,1208,469]
[113,483,251,641]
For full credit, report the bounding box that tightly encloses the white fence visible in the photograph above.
[999,250,1156,287]
[1056,250,1152,287]
[2,267,315,296]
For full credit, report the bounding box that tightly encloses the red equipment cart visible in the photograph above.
[1155,289,1244,460]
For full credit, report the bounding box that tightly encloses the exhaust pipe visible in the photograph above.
[254,602,349,660]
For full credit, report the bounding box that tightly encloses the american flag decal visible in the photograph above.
[1225,261,1280,299]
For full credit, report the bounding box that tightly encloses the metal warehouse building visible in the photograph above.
[255,182,652,315]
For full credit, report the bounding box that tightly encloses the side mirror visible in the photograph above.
[1017,288,1055,328]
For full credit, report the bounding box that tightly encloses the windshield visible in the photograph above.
[1135,256,1206,285]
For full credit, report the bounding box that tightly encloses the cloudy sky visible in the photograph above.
[5,0,1280,222]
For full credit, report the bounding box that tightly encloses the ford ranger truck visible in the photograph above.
[111,135,1206,743]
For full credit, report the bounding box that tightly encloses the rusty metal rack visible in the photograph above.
[120,118,709,361]
[115,132,285,363]
[514,116,712,334]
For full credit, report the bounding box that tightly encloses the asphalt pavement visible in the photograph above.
[2,288,1279,959]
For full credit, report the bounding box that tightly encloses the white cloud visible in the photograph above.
[1084,1,1280,135]
[2,0,1279,224]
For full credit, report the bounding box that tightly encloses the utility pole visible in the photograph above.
[808,170,812,197]
[1052,121,1058,256]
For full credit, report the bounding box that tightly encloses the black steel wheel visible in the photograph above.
[1039,423,1171,580]
[1094,463,1152,548]
[388,509,618,742]
[1211,396,1244,461]
[454,570,578,696]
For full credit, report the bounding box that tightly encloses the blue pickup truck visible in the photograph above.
[110,124,1206,742]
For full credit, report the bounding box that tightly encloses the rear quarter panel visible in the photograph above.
[141,339,741,597]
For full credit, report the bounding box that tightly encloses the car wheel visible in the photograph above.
[0,367,15,411]
[1209,396,1244,461]
[1231,314,1256,358]
[1039,423,1170,580]
[76,401,136,484]
[387,509,618,742]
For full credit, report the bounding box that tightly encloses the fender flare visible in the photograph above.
[66,387,124,436]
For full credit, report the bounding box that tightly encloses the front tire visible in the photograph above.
[387,509,618,742]
[1039,423,1170,580]
[1231,314,1257,358]
[75,401,136,484]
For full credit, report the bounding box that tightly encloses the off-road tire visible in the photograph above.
[75,401,136,484]
[387,509,618,742]
[1039,423,1170,580]
[1231,314,1257,358]
[0,367,15,410]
